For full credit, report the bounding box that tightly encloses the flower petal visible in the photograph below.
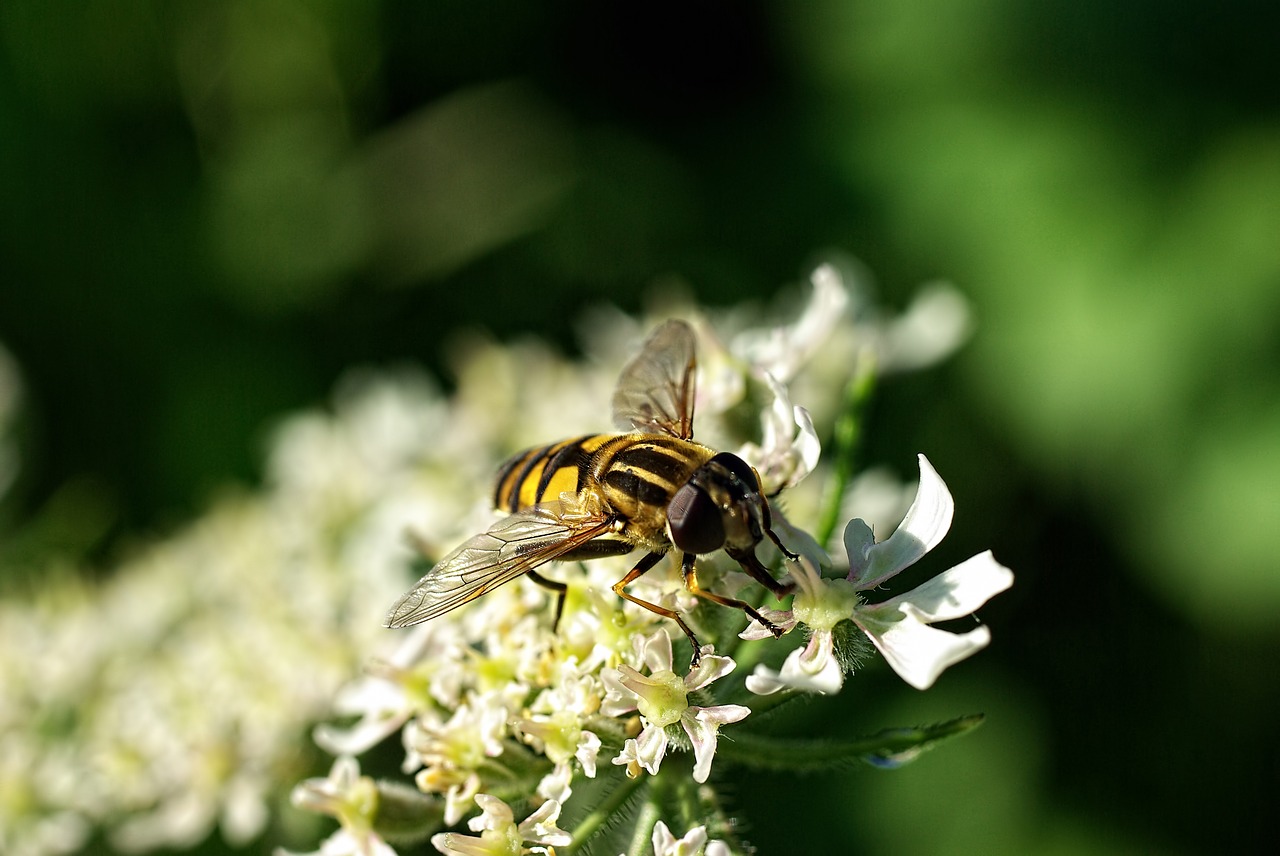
[684,653,736,692]
[684,704,749,782]
[793,632,844,693]
[744,635,844,696]
[879,551,1014,622]
[744,665,788,695]
[732,262,850,383]
[634,723,669,776]
[468,794,514,832]
[740,375,823,494]
[314,711,411,757]
[517,799,571,847]
[652,821,710,856]
[575,730,602,778]
[694,703,751,726]
[862,612,992,690]
[738,608,797,641]
[637,628,674,674]
[849,454,953,589]
[792,406,822,482]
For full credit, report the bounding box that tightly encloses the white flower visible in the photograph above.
[602,630,750,783]
[736,372,821,495]
[731,263,851,384]
[650,820,731,856]
[878,282,973,373]
[740,550,851,696]
[745,455,1013,693]
[284,757,396,856]
[430,793,569,856]
[277,828,399,856]
[315,623,463,757]
[406,694,514,824]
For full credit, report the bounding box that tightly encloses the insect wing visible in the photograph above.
[384,502,614,627]
[611,319,698,440]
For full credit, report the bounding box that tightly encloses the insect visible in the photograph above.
[384,319,796,660]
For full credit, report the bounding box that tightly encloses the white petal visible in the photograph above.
[882,282,972,372]
[850,454,954,589]
[684,653,736,692]
[637,628,674,674]
[651,821,679,854]
[468,794,513,832]
[738,375,821,494]
[635,723,669,775]
[652,821,710,856]
[517,800,571,847]
[694,703,751,726]
[537,762,574,803]
[843,518,875,585]
[792,406,822,481]
[684,706,750,783]
[745,637,843,696]
[575,730,602,778]
[733,263,850,382]
[313,712,410,757]
[738,609,796,641]
[880,551,1014,622]
[744,664,788,695]
[599,667,638,717]
[783,634,844,694]
[863,612,992,690]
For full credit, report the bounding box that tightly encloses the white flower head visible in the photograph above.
[745,455,1013,693]
[602,630,749,783]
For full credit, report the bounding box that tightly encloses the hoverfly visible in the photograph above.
[384,320,796,660]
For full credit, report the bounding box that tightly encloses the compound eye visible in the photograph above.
[710,452,759,490]
[667,484,726,555]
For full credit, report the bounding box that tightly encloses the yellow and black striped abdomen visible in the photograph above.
[493,434,617,513]
[493,433,715,526]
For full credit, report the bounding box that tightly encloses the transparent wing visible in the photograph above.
[384,502,615,627]
[611,319,698,440]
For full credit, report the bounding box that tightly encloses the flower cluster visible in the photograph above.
[279,264,1007,855]
[0,261,1008,856]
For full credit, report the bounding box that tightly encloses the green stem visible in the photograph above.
[566,772,645,852]
[814,355,877,549]
[624,794,662,856]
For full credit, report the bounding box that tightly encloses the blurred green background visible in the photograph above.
[2,1,1277,854]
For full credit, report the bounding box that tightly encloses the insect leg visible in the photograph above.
[612,551,705,662]
[764,526,800,562]
[684,552,789,639]
[526,570,568,632]
[726,547,796,600]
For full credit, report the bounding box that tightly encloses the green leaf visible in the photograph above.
[718,714,984,772]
